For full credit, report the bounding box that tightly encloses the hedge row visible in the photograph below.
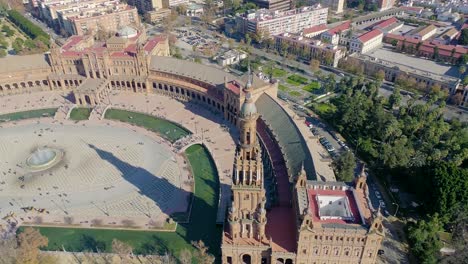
[7,10,49,46]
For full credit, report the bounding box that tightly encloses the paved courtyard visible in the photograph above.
[0,121,189,229]
[0,90,238,230]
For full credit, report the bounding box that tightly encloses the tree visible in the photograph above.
[408,215,443,264]
[16,227,49,264]
[449,93,463,105]
[191,240,215,264]
[0,48,6,58]
[374,69,385,83]
[179,248,192,264]
[459,28,468,45]
[388,86,402,108]
[309,59,320,72]
[332,151,356,182]
[459,65,466,77]
[464,75,468,85]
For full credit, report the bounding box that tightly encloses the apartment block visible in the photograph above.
[246,0,294,12]
[275,33,346,66]
[35,0,140,36]
[236,5,328,36]
[127,0,166,13]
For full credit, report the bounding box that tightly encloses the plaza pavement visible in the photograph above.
[0,90,238,231]
[0,119,190,230]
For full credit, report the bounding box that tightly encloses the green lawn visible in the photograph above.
[312,102,337,115]
[278,84,290,92]
[286,74,309,86]
[289,91,302,97]
[272,68,287,78]
[0,108,57,121]
[69,107,92,121]
[19,144,221,260]
[104,109,190,143]
[302,81,321,93]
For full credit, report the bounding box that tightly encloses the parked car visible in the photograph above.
[325,144,335,152]
[305,120,313,128]
[378,250,385,255]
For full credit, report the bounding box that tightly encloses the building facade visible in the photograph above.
[378,0,395,11]
[127,0,165,13]
[246,0,294,12]
[34,0,140,36]
[323,0,344,14]
[349,29,383,54]
[275,33,345,67]
[236,5,328,36]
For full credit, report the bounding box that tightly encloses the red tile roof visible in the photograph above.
[373,17,398,29]
[303,24,328,35]
[401,6,424,13]
[357,29,383,43]
[226,81,241,95]
[327,20,351,35]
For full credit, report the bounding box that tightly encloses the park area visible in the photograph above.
[18,144,221,259]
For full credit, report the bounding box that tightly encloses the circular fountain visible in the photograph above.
[26,147,63,172]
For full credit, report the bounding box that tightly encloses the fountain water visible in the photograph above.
[26,147,63,171]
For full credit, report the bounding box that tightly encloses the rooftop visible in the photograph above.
[243,5,326,22]
[256,93,315,180]
[307,187,363,225]
[357,29,383,43]
[372,17,399,30]
[326,20,351,35]
[303,24,328,35]
[361,48,460,81]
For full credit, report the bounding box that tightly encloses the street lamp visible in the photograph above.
[392,202,399,217]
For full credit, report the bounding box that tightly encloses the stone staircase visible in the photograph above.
[54,103,75,120]
[88,104,110,121]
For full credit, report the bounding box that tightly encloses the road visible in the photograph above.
[23,12,60,40]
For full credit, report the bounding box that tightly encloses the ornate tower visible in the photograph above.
[136,42,149,76]
[227,69,267,241]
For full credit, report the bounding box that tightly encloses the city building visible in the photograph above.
[166,0,189,7]
[127,0,165,13]
[384,33,468,64]
[302,24,328,38]
[216,49,248,66]
[186,2,204,17]
[346,53,461,94]
[275,33,346,67]
[406,24,437,41]
[144,8,172,23]
[432,27,459,45]
[246,0,294,12]
[371,17,403,34]
[222,140,385,264]
[235,5,328,36]
[401,6,424,16]
[321,20,351,46]
[323,0,344,14]
[349,29,384,54]
[34,0,140,36]
[378,0,395,11]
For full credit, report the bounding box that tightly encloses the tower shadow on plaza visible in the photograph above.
[87,144,225,257]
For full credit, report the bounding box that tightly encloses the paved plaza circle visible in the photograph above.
[0,122,189,225]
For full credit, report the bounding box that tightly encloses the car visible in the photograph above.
[339,73,345,77]
[325,144,335,152]
[375,191,382,199]
[305,121,313,128]
[378,250,385,255]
